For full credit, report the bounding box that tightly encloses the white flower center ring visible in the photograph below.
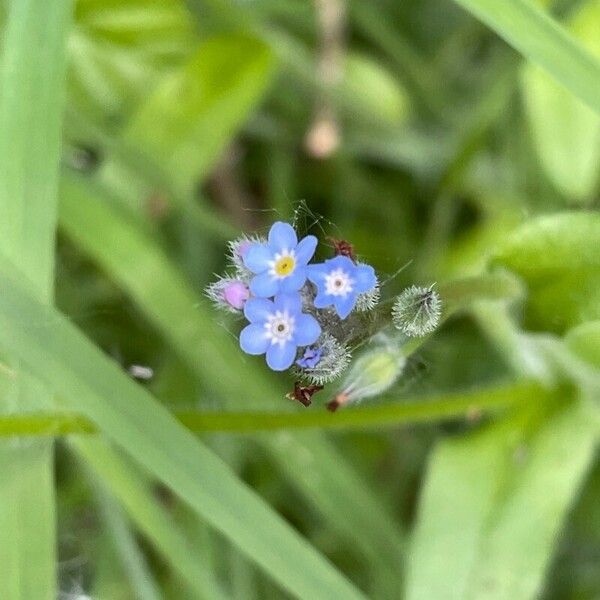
[324,268,353,297]
[264,310,295,347]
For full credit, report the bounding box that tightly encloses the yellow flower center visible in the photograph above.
[274,255,295,276]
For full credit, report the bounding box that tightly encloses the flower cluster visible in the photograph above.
[207,221,377,373]
[206,220,442,408]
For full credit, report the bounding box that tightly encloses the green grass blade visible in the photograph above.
[0,257,365,600]
[0,1,72,598]
[72,437,229,600]
[406,400,598,600]
[0,442,56,598]
[92,478,162,600]
[452,0,600,114]
[0,0,70,299]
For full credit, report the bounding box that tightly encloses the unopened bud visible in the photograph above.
[392,285,441,337]
[329,338,405,411]
[205,276,250,313]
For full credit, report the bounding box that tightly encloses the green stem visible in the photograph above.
[0,381,547,437]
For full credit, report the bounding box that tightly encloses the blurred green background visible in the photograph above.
[0,0,599,598]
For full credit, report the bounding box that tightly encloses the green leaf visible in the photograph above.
[344,52,410,125]
[72,437,228,600]
[0,256,365,600]
[493,212,600,332]
[565,321,600,368]
[69,0,196,127]
[122,34,276,195]
[406,399,598,600]
[0,0,72,597]
[452,0,600,115]
[522,0,600,202]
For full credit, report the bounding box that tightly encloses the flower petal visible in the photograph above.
[293,314,321,346]
[268,222,298,252]
[249,272,279,298]
[240,324,269,355]
[354,264,377,293]
[295,235,318,265]
[329,255,354,271]
[244,244,273,273]
[313,292,333,309]
[306,263,328,284]
[334,293,357,319]
[243,297,274,323]
[274,292,302,314]
[266,341,297,371]
[278,268,306,293]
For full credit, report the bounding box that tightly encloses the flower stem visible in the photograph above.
[0,380,547,438]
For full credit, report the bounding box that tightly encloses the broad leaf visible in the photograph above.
[122,34,276,195]
[493,212,600,332]
[69,0,196,127]
[406,399,598,600]
[522,0,600,202]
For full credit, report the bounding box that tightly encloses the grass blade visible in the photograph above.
[0,1,72,597]
[0,256,365,600]
[92,479,162,600]
[452,0,600,114]
[72,437,229,600]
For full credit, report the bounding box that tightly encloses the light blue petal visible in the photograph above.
[306,263,328,285]
[295,235,318,265]
[266,341,297,371]
[268,221,298,252]
[274,292,302,314]
[313,292,333,309]
[335,294,356,319]
[250,272,280,298]
[240,324,269,355]
[244,244,273,273]
[244,297,274,323]
[293,314,321,346]
[279,268,306,293]
[329,255,353,271]
[354,264,377,293]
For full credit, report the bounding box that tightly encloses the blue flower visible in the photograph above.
[243,222,317,298]
[239,293,321,371]
[296,346,323,369]
[307,255,377,319]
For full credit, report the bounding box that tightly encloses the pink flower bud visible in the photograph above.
[222,280,250,310]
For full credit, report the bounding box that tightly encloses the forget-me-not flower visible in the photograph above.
[307,255,377,319]
[240,293,321,371]
[243,222,317,298]
[296,346,323,369]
